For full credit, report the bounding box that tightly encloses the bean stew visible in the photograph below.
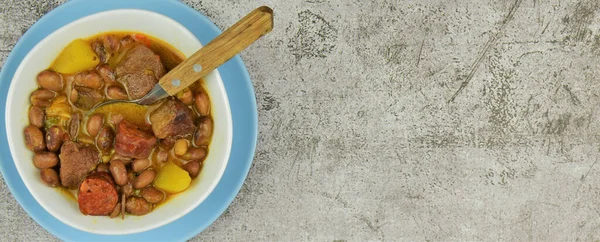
[23,32,213,218]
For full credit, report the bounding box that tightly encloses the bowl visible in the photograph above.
[4,9,233,235]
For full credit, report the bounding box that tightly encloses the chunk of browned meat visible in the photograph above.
[73,86,104,110]
[116,45,165,99]
[59,141,100,188]
[114,120,157,159]
[150,99,195,139]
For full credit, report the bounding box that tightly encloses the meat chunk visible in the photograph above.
[114,120,157,159]
[150,99,195,139]
[73,86,104,110]
[59,141,100,188]
[116,45,165,99]
[78,172,118,216]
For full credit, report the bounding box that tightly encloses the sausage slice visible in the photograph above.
[78,172,118,216]
[114,120,157,159]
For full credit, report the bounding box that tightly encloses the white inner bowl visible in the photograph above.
[5,9,232,235]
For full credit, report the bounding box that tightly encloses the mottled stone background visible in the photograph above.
[2,0,600,241]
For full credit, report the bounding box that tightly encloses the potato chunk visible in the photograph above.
[51,39,100,74]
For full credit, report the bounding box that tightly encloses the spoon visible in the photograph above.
[92,6,274,110]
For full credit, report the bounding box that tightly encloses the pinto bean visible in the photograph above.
[30,89,55,108]
[40,168,60,187]
[155,150,168,165]
[110,202,121,218]
[37,70,63,92]
[97,126,115,154]
[33,152,59,169]
[74,71,103,89]
[109,160,128,186]
[133,169,156,189]
[122,182,133,197]
[125,196,152,216]
[102,34,120,53]
[193,91,210,116]
[183,161,200,178]
[173,139,188,157]
[140,187,165,203]
[96,163,110,173]
[159,137,176,150]
[69,112,81,140]
[29,106,45,128]
[87,114,104,137]
[97,64,117,86]
[107,86,128,100]
[61,131,70,144]
[24,125,45,152]
[132,158,150,172]
[45,126,64,152]
[193,117,213,146]
[92,41,108,63]
[181,147,207,162]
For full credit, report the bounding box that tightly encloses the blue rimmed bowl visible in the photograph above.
[5,9,232,235]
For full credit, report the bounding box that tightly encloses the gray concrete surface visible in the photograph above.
[2,0,600,241]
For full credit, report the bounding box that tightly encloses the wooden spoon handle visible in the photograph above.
[159,6,274,95]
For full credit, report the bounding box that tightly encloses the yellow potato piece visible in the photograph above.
[154,162,191,194]
[51,39,99,75]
